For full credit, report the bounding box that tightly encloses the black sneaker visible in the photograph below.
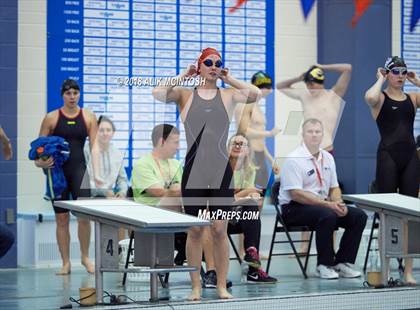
[247,268,277,283]
[244,246,261,268]
[202,270,233,289]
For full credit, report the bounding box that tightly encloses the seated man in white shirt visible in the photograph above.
[278,118,367,279]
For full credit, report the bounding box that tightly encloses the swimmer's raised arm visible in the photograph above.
[152,64,196,106]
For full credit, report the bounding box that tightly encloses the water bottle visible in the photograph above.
[240,262,248,283]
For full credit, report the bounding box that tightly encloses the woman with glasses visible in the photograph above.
[153,47,261,300]
[227,134,277,283]
[365,56,420,285]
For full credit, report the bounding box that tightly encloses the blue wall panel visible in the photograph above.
[47,1,276,177]
[318,0,392,194]
[0,0,17,268]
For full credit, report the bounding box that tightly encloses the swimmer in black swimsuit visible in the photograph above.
[36,79,99,275]
[365,56,420,285]
[153,48,261,300]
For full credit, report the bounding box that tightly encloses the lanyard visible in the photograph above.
[311,156,324,188]
[153,156,171,185]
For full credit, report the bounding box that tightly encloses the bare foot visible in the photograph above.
[259,254,269,261]
[217,287,233,299]
[299,246,309,254]
[81,258,95,274]
[404,273,417,285]
[56,262,71,275]
[187,287,201,301]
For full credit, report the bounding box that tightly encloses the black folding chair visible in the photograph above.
[227,229,243,265]
[266,180,314,278]
[121,230,134,286]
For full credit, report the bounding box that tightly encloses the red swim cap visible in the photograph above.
[197,47,221,74]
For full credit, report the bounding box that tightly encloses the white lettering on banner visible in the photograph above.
[47,0,271,176]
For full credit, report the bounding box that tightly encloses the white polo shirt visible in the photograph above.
[278,143,339,206]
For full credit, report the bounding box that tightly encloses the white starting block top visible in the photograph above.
[54,199,210,231]
[343,193,420,219]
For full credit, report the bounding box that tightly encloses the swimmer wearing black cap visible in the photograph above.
[277,63,352,153]
[365,56,419,285]
[35,79,100,276]
[235,71,281,193]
